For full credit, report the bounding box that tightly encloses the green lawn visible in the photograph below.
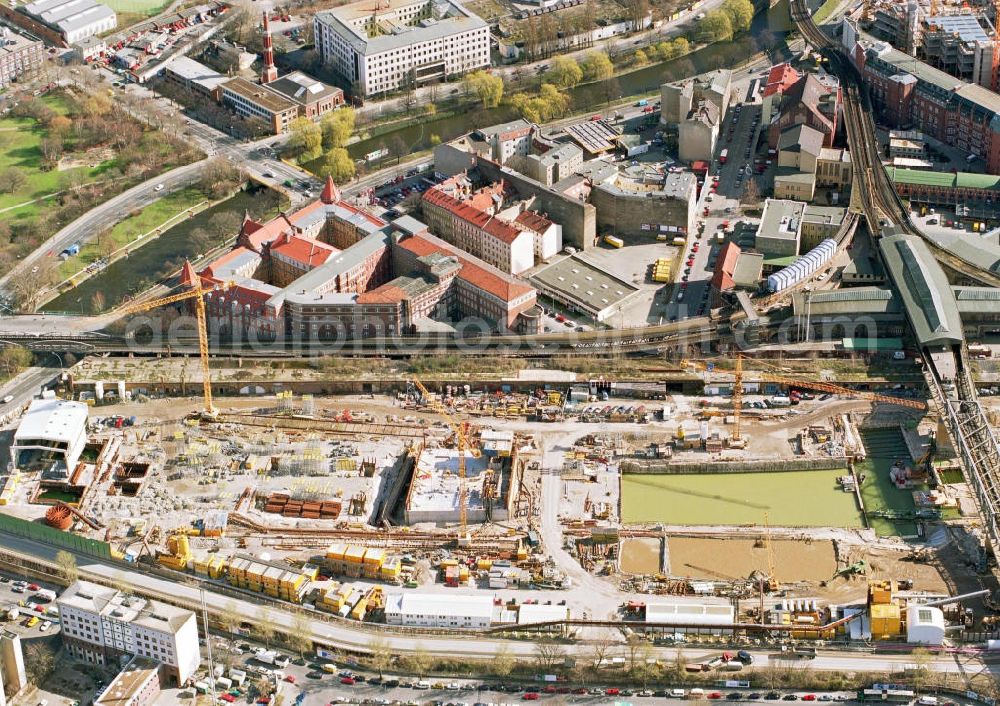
[100,0,169,17]
[56,187,209,280]
[812,0,839,24]
[0,94,107,223]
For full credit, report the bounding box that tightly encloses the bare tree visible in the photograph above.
[368,636,392,677]
[534,637,567,671]
[55,550,78,583]
[254,609,277,649]
[23,641,56,686]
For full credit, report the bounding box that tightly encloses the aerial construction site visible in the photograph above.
[3,339,996,650]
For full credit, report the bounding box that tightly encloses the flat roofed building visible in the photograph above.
[57,580,200,686]
[314,0,489,97]
[221,77,299,135]
[94,658,160,706]
[0,23,43,89]
[385,592,494,628]
[161,56,228,100]
[530,254,641,322]
[756,199,804,257]
[644,602,734,633]
[801,205,847,249]
[11,398,87,474]
[263,70,344,118]
[22,0,115,43]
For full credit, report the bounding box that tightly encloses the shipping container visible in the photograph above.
[604,235,624,248]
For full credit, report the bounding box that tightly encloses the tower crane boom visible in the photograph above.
[116,275,232,417]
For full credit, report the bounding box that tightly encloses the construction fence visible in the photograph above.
[0,511,113,560]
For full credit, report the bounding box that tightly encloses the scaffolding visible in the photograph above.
[302,394,315,417]
[277,391,294,414]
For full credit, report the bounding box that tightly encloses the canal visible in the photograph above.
[43,186,283,315]
[347,2,793,162]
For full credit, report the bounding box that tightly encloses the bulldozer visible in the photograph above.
[832,560,867,580]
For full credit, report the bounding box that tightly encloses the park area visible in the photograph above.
[0,89,203,299]
[0,93,103,225]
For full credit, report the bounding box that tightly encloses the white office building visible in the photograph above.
[57,581,200,686]
[22,0,116,43]
[314,0,489,97]
[385,592,494,628]
[11,398,88,474]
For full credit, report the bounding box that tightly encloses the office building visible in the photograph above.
[57,580,200,686]
[220,77,299,135]
[756,199,804,257]
[94,658,160,706]
[314,0,489,97]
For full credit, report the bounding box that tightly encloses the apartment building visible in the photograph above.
[0,630,25,706]
[94,658,161,706]
[0,24,43,89]
[849,31,1000,173]
[314,0,489,97]
[57,580,200,686]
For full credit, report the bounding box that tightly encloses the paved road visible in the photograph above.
[0,532,985,677]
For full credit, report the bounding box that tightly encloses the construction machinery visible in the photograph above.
[682,359,927,412]
[409,377,481,536]
[116,273,232,418]
[832,559,868,580]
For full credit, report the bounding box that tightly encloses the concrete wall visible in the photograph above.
[621,457,848,474]
[590,184,695,239]
[433,144,596,250]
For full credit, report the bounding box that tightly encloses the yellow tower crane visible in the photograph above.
[409,377,481,536]
[116,276,233,418]
[682,359,927,412]
[732,354,744,445]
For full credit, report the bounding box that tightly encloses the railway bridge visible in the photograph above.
[789,0,1000,572]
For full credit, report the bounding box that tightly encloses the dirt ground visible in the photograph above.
[667,536,837,583]
[620,537,661,574]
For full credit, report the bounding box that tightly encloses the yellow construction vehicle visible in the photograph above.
[116,273,232,417]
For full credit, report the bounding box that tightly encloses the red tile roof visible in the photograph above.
[422,187,525,245]
[243,213,296,251]
[321,175,341,204]
[711,241,741,292]
[763,63,801,97]
[356,283,407,305]
[397,234,533,302]
[514,210,553,233]
[270,233,337,268]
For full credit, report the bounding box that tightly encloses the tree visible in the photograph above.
[534,637,567,671]
[629,0,650,28]
[0,168,26,194]
[463,70,504,109]
[743,176,762,206]
[287,612,313,659]
[287,117,323,161]
[909,648,931,692]
[254,609,277,649]
[368,637,392,677]
[23,641,55,686]
[671,37,690,57]
[548,56,583,89]
[633,49,649,66]
[721,0,755,32]
[492,644,515,678]
[321,108,356,149]
[40,136,63,164]
[55,550,78,582]
[48,114,72,135]
[580,51,614,82]
[403,645,432,677]
[199,158,245,199]
[217,600,241,640]
[206,211,242,241]
[318,147,356,182]
[389,136,409,165]
[698,10,734,41]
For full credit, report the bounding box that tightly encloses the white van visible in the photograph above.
[415,681,431,690]
[918,698,938,706]
[688,689,705,699]
[671,689,687,698]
